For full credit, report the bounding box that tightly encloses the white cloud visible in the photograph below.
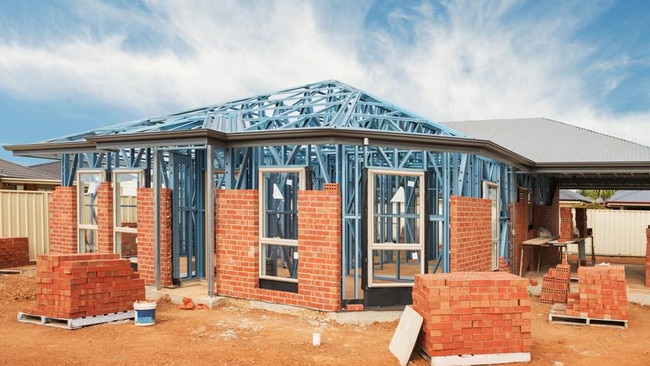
[0,0,649,146]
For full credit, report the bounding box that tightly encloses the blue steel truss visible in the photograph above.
[46,80,518,301]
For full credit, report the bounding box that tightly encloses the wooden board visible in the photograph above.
[522,235,559,245]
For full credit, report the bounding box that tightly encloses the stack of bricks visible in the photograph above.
[23,253,145,319]
[565,264,628,320]
[539,262,571,304]
[0,237,30,268]
[412,272,531,358]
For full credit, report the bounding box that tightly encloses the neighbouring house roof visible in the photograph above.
[559,190,592,203]
[606,190,650,206]
[0,158,59,186]
[30,161,61,178]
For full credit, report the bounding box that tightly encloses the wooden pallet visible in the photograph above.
[17,310,135,330]
[548,303,627,328]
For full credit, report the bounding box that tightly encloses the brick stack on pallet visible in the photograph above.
[412,272,531,363]
[564,264,628,321]
[22,253,145,319]
[539,262,571,304]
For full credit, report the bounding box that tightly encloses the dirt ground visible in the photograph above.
[2,268,650,366]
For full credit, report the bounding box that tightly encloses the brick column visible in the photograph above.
[96,182,114,253]
[297,183,342,311]
[559,207,573,242]
[215,189,260,297]
[49,186,78,254]
[512,199,529,274]
[574,208,588,238]
[137,187,173,286]
[646,226,650,287]
[449,196,492,272]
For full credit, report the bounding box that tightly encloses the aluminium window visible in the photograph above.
[259,167,306,288]
[77,170,105,253]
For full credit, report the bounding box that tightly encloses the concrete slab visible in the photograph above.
[389,305,423,366]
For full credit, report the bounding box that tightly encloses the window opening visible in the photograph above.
[77,170,104,253]
[113,170,142,266]
[367,169,425,287]
[484,181,500,270]
[259,167,306,285]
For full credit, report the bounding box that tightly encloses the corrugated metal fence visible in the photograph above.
[586,209,650,257]
[0,190,50,261]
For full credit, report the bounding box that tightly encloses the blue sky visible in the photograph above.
[1,0,649,165]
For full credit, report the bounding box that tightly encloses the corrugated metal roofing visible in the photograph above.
[0,158,59,181]
[442,118,650,163]
[607,190,650,204]
[559,190,592,203]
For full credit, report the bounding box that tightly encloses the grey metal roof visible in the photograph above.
[442,118,650,189]
[559,190,592,203]
[442,118,650,164]
[0,158,59,181]
[606,190,650,204]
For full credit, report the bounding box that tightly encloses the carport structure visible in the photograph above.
[6,81,650,309]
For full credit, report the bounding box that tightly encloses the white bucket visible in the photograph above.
[133,301,157,326]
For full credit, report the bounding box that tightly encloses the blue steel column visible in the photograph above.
[153,147,161,290]
[206,144,215,297]
[441,152,451,273]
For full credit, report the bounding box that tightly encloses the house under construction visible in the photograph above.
[6,80,650,310]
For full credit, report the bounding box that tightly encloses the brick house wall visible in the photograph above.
[559,207,573,242]
[96,182,114,253]
[449,196,492,272]
[646,226,650,287]
[0,237,30,268]
[532,187,561,267]
[49,186,78,254]
[136,187,173,287]
[511,199,529,274]
[215,185,342,311]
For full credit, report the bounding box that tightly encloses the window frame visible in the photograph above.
[77,170,105,253]
[258,166,306,284]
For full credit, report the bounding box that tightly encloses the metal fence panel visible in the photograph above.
[0,190,50,261]
[587,209,650,257]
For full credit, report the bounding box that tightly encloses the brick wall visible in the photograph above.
[412,272,531,358]
[512,199,529,274]
[215,186,342,312]
[533,188,560,266]
[23,253,145,319]
[96,182,114,253]
[566,264,628,321]
[136,188,173,286]
[646,226,650,287]
[0,237,30,268]
[49,186,78,254]
[532,187,559,236]
[575,208,588,238]
[449,196,492,272]
[559,207,573,242]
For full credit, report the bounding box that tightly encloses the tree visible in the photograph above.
[578,189,616,203]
